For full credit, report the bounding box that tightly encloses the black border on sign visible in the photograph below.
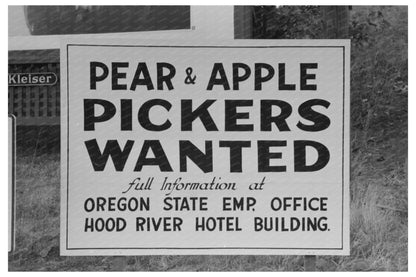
[65,44,347,251]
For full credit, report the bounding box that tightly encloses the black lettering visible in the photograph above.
[300,63,318,90]
[181,100,218,131]
[258,140,286,172]
[180,140,213,173]
[297,99,331,132]
[130,62,154,90]
[278,63,296,90]
[157,62,175,90]
[84,99,116,131]
[233,63,251,90]
[255,63,274,90]
[120,99,132,131]
[219,140,251,172]
[261,100,292,131]
[134,140,173,172]
[225,100,253,131]
[294,140,330,172]
[207,63,230,90]
[85,139,134,171]
[90,62,109,90]
[112,62,128,90]
[138,99,172,131]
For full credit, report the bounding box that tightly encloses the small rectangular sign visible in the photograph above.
[8,73,57,86]
[61,40,350,256]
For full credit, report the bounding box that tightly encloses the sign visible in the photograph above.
[8,72,57,86]
[61,40,350,256]
[9,115,16,252]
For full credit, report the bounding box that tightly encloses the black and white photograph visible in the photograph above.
[5,2,410,272]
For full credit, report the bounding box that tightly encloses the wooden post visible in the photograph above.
[301,7,349,270]
[304,255,316,271]
[321,6,350,39]
[234,6,253,39]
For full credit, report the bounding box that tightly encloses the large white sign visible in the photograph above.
[61,40,350,255]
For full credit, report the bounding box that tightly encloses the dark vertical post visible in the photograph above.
[304,255,316,271]
[234,6,253,39]
[321,6,350,39]
[302,7,349,270]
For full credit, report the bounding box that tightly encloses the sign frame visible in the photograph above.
[60,39,350,256]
